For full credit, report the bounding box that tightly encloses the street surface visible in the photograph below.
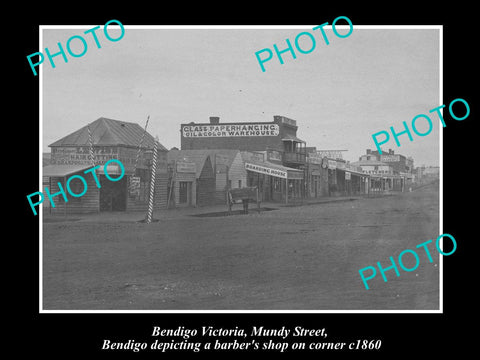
[43,183,439,310]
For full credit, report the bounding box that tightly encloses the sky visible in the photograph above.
[42,25,440,166]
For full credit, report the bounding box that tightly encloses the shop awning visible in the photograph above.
[369,174,406,179]
[281,133,306,143]
[346,170,370,177]
[42,164,93,177]
[245,161,303,179]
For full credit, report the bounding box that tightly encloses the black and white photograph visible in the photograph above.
[39,25,441,311]
[16,6,475,357]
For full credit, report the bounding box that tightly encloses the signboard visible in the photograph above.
[327,159,337,169]
[52,146,119,165]
[251,152,265,162]
[176,161,196,173]
[128,176,141,196]
[345,172,351,180]
[346,163,360,172]
[287,170,304,180]
[182,124,279,138]
[106,163,122,174]
[267,150,282,162]
[336,161,346,170]
[307,153,323,164]
[245,162,287,179]
[380,154,400,162]
[314,150,344,160]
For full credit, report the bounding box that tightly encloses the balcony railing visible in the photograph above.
[283,151,306,164]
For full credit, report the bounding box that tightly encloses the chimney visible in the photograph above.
[209,116,220,124]
[366,149,371,154]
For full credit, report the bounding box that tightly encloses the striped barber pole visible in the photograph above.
[133,115,149,174]
[87,124,95,167]
[145,136,159,224]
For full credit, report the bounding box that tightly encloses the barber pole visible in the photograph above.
[133,115,149,173]
[145,136,159,223]
[87,124,95,166]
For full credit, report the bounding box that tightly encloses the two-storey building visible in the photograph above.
[180,115,306,203]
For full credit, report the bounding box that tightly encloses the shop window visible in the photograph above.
[273,177,282,192]
[238,180,242,188]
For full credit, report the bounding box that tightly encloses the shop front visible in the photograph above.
[46,117,169,214]
[244,161,304,204]
[166,159,197,208]
[344,170,370,196]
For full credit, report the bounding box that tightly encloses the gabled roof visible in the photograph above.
[49,117,167,151]
[168,149,241,176]
[203,149,240,168]
[168,149,215,177]
[43,164,92,177]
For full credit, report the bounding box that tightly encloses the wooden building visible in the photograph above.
[167,150,216,207]
[205,149,247,204]
[166,156,197,208]
[241,151,304,204]
[44,117,168,214]
[180,115,307,203]
[306,161,329,198]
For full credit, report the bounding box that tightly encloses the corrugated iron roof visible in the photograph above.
[42,164,92,177]
[49,117,167,151]
[281,133,305,143]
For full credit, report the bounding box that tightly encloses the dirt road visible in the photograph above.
[42,184,439,310]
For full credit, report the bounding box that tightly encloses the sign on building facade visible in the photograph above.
[182,124,280,138]
[128,176,141,196]
[267,150,282,162]
[176,161,196,173]
[245,162,287,179]
[380,154,400,162]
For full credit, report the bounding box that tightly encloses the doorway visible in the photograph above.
[100,175,127,211]
[178,181,192,206]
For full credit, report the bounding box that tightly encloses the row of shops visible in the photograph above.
[42,116,412,214]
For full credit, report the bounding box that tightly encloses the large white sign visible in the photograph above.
[314,150,344,159]
[182,124,279,138]
[380,154,400,162]
[245,162,287,179]
[128,176,141,196]
[327,159,337,169]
